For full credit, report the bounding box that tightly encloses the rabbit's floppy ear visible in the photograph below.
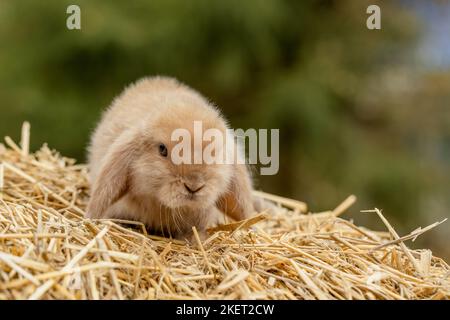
[86,130,138,219]
[217,163,255,221]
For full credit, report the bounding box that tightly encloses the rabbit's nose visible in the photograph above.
[184,183,205,194]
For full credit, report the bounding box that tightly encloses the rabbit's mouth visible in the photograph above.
[183,193,206,206]
[182,191,218,210]
[162,192,208,210]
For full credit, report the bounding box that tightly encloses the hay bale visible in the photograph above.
[0,123,449,300]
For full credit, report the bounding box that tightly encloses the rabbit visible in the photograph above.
[86,76,256,241]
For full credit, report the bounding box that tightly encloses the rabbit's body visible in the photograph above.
[86,76,255,240]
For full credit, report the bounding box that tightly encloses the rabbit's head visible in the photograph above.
[131,105,235,210]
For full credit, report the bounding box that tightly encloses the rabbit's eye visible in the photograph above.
[158,143,168,157]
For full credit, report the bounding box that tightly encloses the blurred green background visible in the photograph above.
[0,1,449,259]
